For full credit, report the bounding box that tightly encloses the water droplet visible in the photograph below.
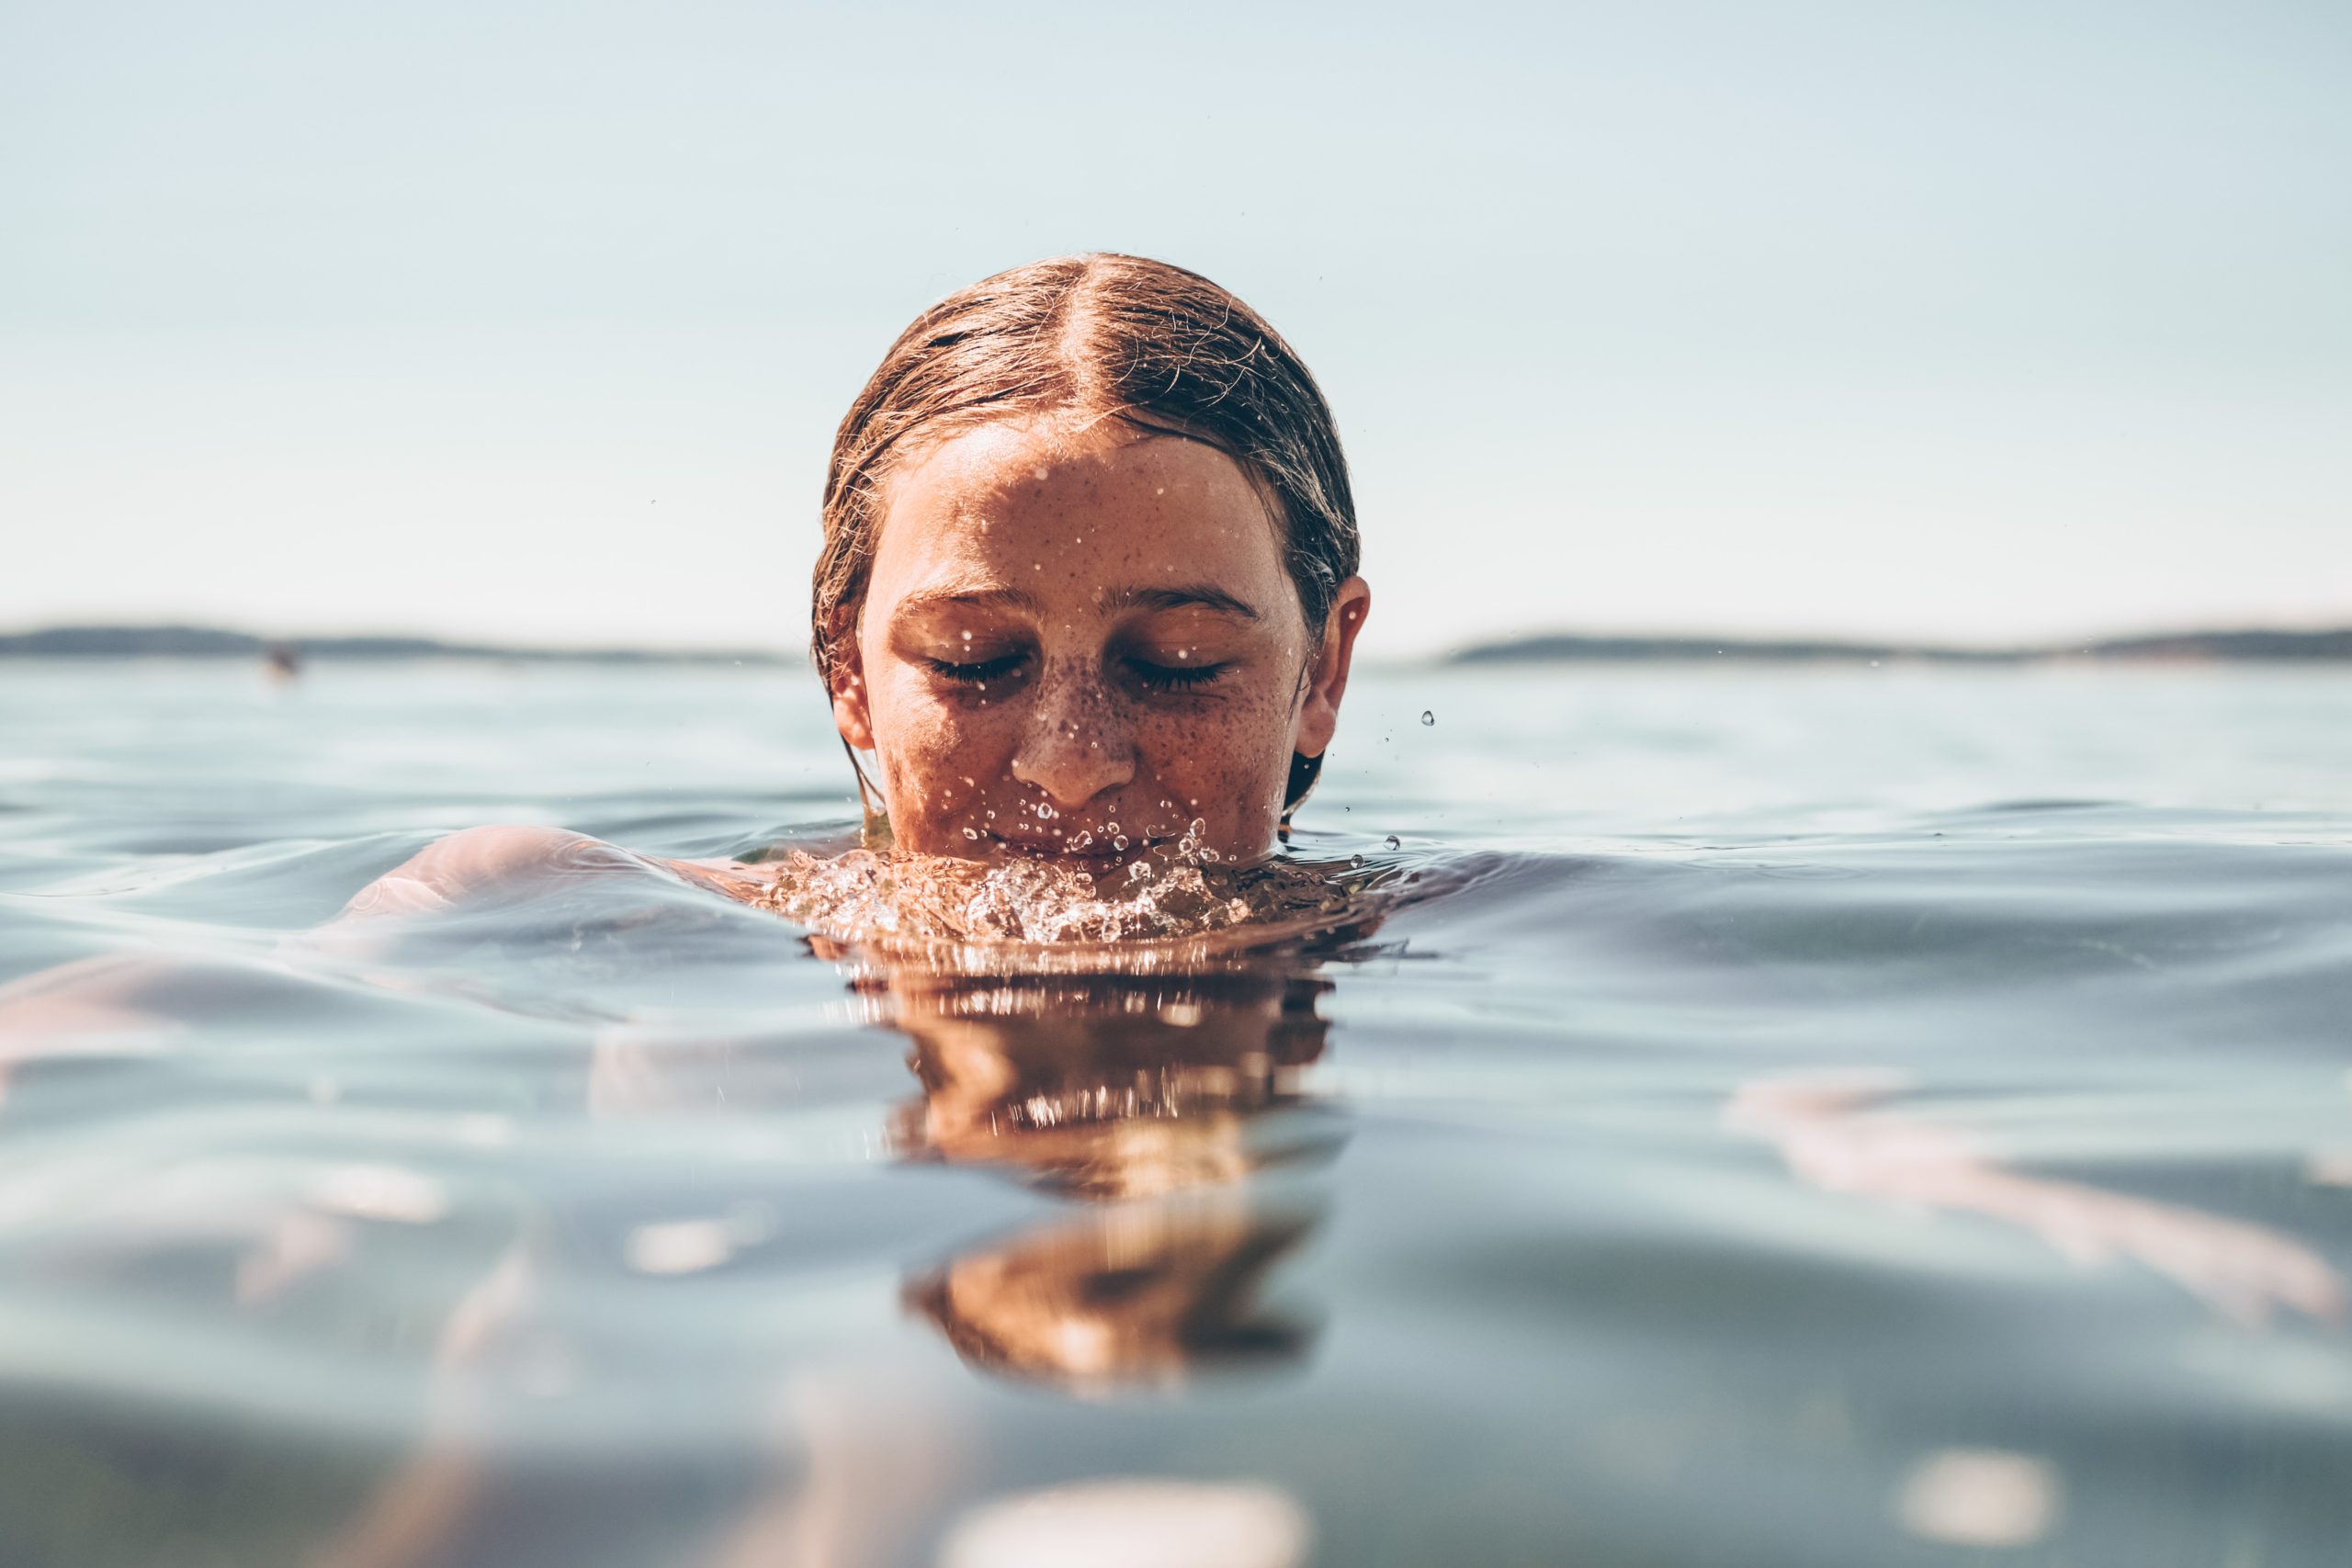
[1420,710,1435,726]
[1349,853,1365,868]
[1384,835,1401,851]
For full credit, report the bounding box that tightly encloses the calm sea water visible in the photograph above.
[4,660,2351,1568]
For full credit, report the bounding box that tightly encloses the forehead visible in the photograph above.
[867,420,1288,596]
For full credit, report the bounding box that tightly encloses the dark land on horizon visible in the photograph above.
[4,624,2350,666]
[0,626,789,665]
[1449,628,2352,664]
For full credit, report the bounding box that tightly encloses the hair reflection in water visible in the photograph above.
[844,958,1347,1393]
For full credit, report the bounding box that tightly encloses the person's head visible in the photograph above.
[814,254,1371,864]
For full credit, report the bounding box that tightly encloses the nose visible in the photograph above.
[1010,664,1135,809]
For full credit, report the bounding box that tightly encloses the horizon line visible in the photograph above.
[5,620,2352,666]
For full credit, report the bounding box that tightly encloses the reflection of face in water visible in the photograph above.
[907,1201,1318,1393]
[866,966,1341,1391]
[885,970,1336,1198]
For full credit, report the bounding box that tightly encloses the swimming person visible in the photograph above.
[300,253,1376,944]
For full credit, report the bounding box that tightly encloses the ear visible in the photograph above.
[830,643,876,750]
[1291,576,1372,760]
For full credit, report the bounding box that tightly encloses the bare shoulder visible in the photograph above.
[337,825,630,920]
[337,826,768,923]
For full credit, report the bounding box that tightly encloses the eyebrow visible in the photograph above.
[893,584,1043,616]
[893,581,1263,623]
[1102,583,1262,621]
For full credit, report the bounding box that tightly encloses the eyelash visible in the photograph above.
[925,653,1026,685]
[1124,657,1227,692]
[922,652,1229,693]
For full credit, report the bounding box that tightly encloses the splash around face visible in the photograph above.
[828,419,1370,868]
[751,839,1373,952]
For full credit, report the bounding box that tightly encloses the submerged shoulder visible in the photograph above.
[339,825,628,919]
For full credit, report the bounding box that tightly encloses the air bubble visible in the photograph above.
[962,828,980,840]
[1350,853,1365,868]
[1384,835,1401,851]
[1420,710,1435,726]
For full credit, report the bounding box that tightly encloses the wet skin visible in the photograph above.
[830,419,1371,864]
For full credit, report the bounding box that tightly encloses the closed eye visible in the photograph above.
[926,651,1028,685]
[1125,656,1229,693]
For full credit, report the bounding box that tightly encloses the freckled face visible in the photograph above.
[837,421,1331,863]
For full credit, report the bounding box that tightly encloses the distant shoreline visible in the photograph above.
[0,626,797,665]
[2,623,2348,667]
[1448,629,2352,664]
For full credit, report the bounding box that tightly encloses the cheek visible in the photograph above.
[867,681,1007,806]
[1133,685,1298,805]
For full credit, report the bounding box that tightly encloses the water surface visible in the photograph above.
[4,660,2350,1567]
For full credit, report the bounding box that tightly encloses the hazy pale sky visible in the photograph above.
[6,0,2347,656]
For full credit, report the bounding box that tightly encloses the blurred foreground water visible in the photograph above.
[2,660,2349,1568]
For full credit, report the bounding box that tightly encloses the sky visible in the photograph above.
[4,0,2347,658]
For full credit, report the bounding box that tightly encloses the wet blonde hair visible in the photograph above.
[813,254,1361,814]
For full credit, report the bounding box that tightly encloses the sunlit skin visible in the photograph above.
[829,418,1371,865]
